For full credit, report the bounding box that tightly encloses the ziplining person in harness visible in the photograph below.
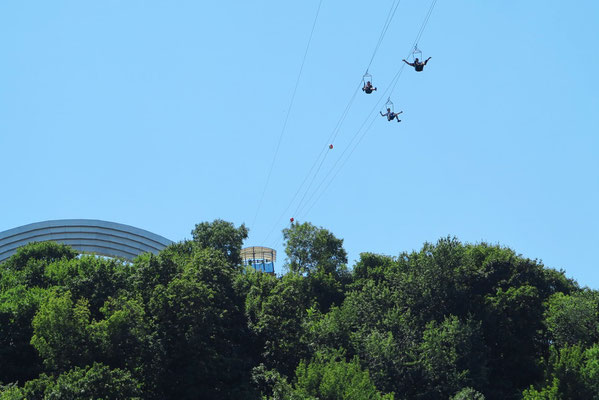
[380,108,402,122]
[362,80,377,94]
[403,57,432,72]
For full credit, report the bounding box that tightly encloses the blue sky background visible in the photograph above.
[1,1,597,288]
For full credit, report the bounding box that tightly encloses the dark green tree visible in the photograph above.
[44,256,134,318]
[147,248,255,399]
[524,345,599,400]
[245,271,311,377]
[30,291,96,372]
[191,219,248,265]
[283,222,349,311]
[0,363,142,400]
[417,316,487,399]
[544,291,599,348]
[1,242,78,272]
[521,378,560,400]
[0,286,48,384]
[292,352,394,400]
[129,242,192,303]
[0,223,592,400]
[283,222,347,276]
[451,387,485,400]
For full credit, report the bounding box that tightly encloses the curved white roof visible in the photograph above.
[0,219,173,263]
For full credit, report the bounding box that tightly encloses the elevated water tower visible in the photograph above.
[241,246,276,274]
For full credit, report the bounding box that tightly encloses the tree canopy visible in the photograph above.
[0,220,596,400]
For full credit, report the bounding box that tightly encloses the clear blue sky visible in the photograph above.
[1,1,597,288]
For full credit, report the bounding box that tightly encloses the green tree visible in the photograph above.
[191,219,248,265]
[147,248,254,399]
[283,222,347,276]
[293,352,394,400]
[0,286,47,384]
[0,363,142,400]
[315,238,567,399]
[1,242,78,289]
[351,253,398,288]
[129,242,192,302]
[550,344,599,399]
[521,378,560,400]
[251,364,304,400]
[580,345,599,397]
[283,222,349,311]
[1,242,78,272]
[44,256,134,318]
[48,363,141,399]
[544,291,599,348]
[451,387,485,400]
[245,271,312,377]
[30,291,95,372]
[483,285,546,397]
[0,225,590,400]
[524,344,599,400]
[305,277,419,396]
[90,295,152,375]
[417,316,487,399]
[0,383,25,400]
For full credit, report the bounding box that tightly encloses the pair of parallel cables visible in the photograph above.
[252,0,438,247]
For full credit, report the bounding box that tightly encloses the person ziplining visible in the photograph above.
[362,80,377,94]
[403,57,431,72]
[403,45,431,71]
[362,72,377,94]
[261,0,441,245]
[380,108,402,123]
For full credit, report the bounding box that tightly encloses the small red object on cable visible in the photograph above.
[290,217,295,223]
[329,144,333,149]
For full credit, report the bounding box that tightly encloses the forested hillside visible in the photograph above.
[0,220,597,399]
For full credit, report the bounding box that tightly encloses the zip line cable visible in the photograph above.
[390,0,438,96]
[262,82,361,245]
[295,67,403,219]
[251,0,324,230]
[299,1,439,219]
[298,68,404,220]
[298,1,438,219]
[273,64,405,247]
[264,1,406,243]
[301,113,380,220]
[415,0,438,47]
[366,0,403,72]
[293,60,406,219]
[300,93,391,220]
[291,83,361,216]
[289,1,403,219]
[290,0,408,221]
[297,0,439,220]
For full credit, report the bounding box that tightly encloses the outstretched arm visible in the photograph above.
[402,59,413,66]
[398,111,403,114]
[380,111,384,116]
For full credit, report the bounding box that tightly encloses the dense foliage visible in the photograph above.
[0,221,597,399]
